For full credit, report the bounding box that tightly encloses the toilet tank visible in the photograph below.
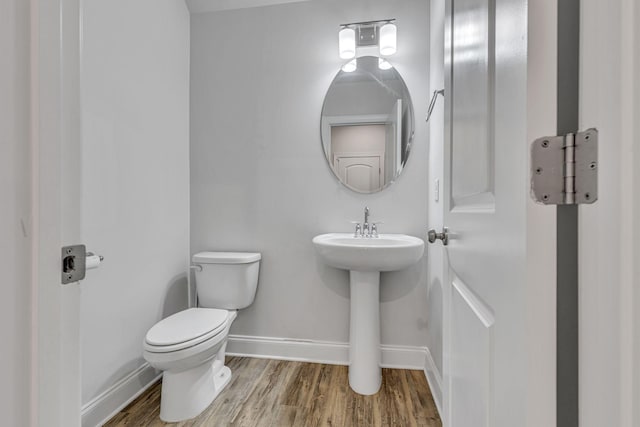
[192,252,261,309]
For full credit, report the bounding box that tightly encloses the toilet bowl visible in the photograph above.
[143,252,260,422]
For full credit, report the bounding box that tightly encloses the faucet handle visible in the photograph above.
[353,223,362,237]
[370,222,383,237]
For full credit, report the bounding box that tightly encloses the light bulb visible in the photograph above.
[378,58,392,70]
[379,23,397,56]
[341,59,357,73]
[339,27,356,59]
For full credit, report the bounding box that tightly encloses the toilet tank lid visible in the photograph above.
[192,251,261,264]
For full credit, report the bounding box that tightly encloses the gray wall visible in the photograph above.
[80,0,191,404]
[191,0,430,347]
[0,0,31,424]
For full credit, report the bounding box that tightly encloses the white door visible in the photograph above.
[334,155,382,192]
[438,1,558,426]
[33,0,83,425]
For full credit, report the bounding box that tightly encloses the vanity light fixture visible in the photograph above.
[339,27,356,59]
[379,22,397,56]
[338,19,397,70]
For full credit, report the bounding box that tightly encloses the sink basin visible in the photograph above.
[312,233,425,272]
[312,232,425,395]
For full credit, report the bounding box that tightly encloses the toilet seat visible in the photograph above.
[144,308,229,353]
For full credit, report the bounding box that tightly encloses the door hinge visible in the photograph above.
[531,128,598,205]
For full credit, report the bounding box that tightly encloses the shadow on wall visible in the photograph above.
[315,256,350,299]
[427,275,443,372]
[162,273,189,318]
[380,259,424,302]
[314,254,425,302]
[93,358,151,405]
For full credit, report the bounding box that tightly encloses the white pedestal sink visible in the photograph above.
[312,233,425,395]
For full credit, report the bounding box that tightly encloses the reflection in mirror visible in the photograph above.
[321,56,414,193]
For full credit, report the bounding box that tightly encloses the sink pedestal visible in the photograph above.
[349,270,381,395]
[312,233,425,395]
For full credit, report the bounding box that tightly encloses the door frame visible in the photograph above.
[31,0,82,425]
[30,0,640,426]
[578,0,640,426]
[321,114,389,159]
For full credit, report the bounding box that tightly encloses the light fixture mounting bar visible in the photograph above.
[339,18,396,28]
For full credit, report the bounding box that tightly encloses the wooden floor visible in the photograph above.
[105,357,442,427]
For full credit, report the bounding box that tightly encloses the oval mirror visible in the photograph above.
[321,55,415,193]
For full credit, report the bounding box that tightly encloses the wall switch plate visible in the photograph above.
[434,179,440,202]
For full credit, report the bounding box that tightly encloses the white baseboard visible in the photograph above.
[226,334,427,370]
[81,362,161,427]
[423,347,444,421]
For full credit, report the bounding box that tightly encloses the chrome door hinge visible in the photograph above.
[531,128,598,205]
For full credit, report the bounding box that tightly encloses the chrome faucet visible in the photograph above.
[363,207,370,236]
[353,207,380,237]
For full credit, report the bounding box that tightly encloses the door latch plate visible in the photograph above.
[61,244,86,284]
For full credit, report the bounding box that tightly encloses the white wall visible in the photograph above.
[79,0,190,409]
[426,0,445,402]
[191,0,429,349]
[323,79,408,117]
[0,0,31,425]
[331,125,386,155]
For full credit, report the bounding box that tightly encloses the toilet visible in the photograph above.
[143,251,261,422]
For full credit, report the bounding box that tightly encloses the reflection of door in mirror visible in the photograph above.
[384,99,402,185]
[330,124,385,192]
[335,156,381,192]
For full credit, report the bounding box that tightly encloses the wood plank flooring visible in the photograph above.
[105,357,442,427]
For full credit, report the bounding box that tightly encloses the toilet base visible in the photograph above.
[159,359,232,422]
